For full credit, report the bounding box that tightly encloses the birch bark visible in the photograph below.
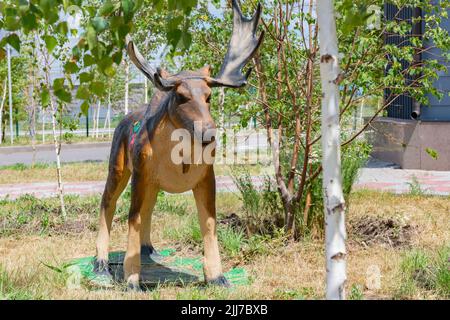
[0,80,7,144]
[317,0,347,300]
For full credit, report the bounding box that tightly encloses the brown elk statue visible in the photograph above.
[94,0,264,290]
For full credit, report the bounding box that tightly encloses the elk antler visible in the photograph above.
[208,0,265,88]
[126,36,156,85]
[126,1,264,90]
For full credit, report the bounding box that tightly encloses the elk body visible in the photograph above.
[94,0,264,290]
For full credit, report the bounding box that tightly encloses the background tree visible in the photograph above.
[0,55,30,143]
[168,0,450,238]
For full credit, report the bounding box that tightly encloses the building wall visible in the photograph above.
[421,4,450,121]
[384,3,450,121]
[369,117,450,170]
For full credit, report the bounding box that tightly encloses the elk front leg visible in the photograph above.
[193,167,229,287]
[123,172,155,290]
[140,188,159,258]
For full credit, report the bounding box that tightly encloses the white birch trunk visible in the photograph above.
[317,0,347,300]
[218,87,225,161]
[7,45,14,144]
[103,91,112,138]
[96,100,101,138]
[42,48,66,218]
[92,102,97,138]
[124,58,129,115]
[42,107,46,143]
[49,98,67,218]
[29,67,37,166]
[0,80,7,144]
[144,77,148,104]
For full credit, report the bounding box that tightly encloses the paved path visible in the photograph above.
[1,167,450,200]
[0,143,112,166]
[0,133,268,166]
[354,167,450,195]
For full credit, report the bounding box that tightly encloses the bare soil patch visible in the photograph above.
[349,216,415,248]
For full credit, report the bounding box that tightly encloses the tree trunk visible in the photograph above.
[50,99,67,218]
[92,101,97,138]
[317,0,347,300]
[96,100,100,138]
[144,77,148,104]
[103,90,112,138]
[7,45,14,144]
[42,107,46,143]
[28,65,37,166]
[0,80,7,144]
[218,87,225,160]
[124,58,129,115]
[43,48,66,218]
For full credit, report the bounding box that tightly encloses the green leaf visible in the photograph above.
[41,87,50,107]
[92,17,108,33]
[72,46,81,60]
[44,35,57,53]
[86,26,97,51]
[80,101,89,116]
[54,88,72,103]
[167,29,182,49]
[64,61,79,74]
[89,81,106,96]
[425,148,439,160]
[41,261,64,273]
[22,12,38,32]
[99,0,115,16]
[122,0,134,22]
[79,72,94,83]
[112,51,122,65]
[182,32,192,50]
[5,33,21,52]
[56,21,68,35]
[84,54,95,66]
[76,85,90,100]
[4,10,21,30]
[103,65,116,77]
[53,78,65,92]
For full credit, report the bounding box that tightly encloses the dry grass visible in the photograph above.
[0,162,268,184]
[0,190,448,300]
[0,162,109,184]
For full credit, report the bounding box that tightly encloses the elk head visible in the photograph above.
[126,0,264,146]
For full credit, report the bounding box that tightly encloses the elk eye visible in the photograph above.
[176,93,189,104]
[206,95,211,103]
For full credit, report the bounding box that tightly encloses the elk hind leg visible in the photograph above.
[95,152,130,276]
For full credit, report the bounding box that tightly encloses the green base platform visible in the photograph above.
[69,248,248,288]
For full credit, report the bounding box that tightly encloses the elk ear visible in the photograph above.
[154,68,180,92]
[158,68,171,78]
[198,65,212,76]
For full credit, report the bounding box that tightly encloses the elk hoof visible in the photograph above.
[92,259,113,287]
[93,259,112,278]
[206,275,231,288]
[141,245,161,259]
[126,282,142,292]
